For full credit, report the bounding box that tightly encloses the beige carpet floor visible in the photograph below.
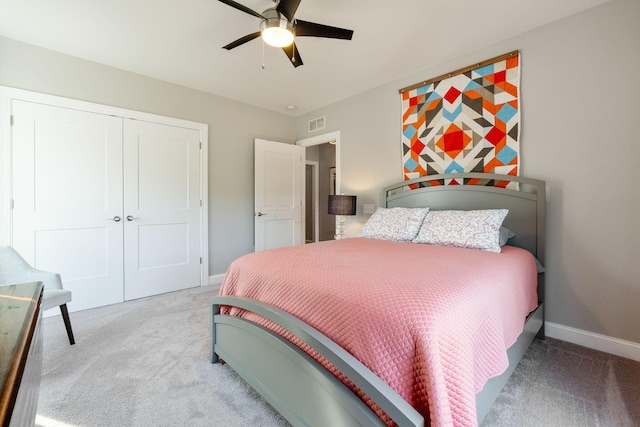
[36,286,640,426]
[480,336,640,426]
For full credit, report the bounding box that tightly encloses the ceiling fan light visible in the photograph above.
[261,26,294,47]
[260,9,294,47]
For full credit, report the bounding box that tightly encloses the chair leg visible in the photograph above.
[59,304,75,345]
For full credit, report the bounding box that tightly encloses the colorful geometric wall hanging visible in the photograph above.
[400,51,520,187]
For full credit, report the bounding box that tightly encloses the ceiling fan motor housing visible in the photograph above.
[260,8,294,38]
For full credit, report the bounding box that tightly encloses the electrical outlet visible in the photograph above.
[363,204,375,214]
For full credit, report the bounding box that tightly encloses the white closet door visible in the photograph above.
[122,119,201,300]
[11,100,125,311]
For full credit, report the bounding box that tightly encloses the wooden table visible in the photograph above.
[0,282,43,427]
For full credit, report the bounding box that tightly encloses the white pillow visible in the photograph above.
[412,209,509,253]
[360,207,430,242]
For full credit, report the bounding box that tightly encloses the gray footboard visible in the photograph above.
[211,295,544,427]
[211,295,423,427]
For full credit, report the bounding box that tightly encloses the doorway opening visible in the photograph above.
[297,131,340,243]
[305,161,318,243]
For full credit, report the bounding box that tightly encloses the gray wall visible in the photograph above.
[0,36,296,276]
[294,0,640,344]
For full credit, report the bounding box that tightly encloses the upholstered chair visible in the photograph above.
[0,246,75,345]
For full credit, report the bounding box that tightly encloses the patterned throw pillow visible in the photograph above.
[360,207,430,242]
[412,209,509,253]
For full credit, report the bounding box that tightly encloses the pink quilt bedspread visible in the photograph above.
[219,238,538,427]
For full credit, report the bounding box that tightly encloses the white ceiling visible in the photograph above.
[0,0,609,116]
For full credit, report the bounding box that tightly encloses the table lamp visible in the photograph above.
[328,195,357,239]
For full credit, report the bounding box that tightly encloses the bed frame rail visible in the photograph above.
[211,295,424,427]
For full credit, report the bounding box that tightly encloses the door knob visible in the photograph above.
[256,212,267,217]
[108,216,121,222]
[126,215,140,221]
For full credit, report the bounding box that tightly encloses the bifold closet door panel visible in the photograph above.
[11,100,125,311]
[122,119,201,300]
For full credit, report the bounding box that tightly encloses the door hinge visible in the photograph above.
[10,115,14,126]
[199,142,202,149]
[200,199,203,207]
[10,199,14,209]
[200,257,202,264]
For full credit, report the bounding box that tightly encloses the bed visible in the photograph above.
[210,172,546,427]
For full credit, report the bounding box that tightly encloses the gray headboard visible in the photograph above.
[383,173,546,265]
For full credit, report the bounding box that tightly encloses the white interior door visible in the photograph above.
[254,139,304,251]
[123,119,201,300]
[11,100,125,311]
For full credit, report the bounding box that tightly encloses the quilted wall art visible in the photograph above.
[400,51,520,187]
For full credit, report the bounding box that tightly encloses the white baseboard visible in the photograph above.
[546,322,640,362]
[207,273,225,287]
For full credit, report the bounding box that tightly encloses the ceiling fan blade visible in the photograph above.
[282,43,304,67]
[222,32,261,50]
[276,0,301,22]
[294,20,354,40]
[218,0,264,19]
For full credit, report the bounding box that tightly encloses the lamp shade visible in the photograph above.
[328,195,357,216]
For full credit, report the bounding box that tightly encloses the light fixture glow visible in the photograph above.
[261,26,294,47]
[260,8,294,47]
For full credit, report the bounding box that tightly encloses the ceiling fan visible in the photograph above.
[218,0,354,67]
